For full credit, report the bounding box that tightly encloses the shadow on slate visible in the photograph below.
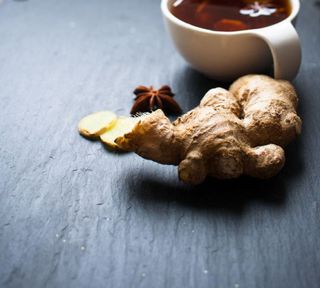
[314,1,320,9]
[173,65,273,112]
[173,66,229,112]
[123,138,303,216]
[130,156,302,214]
[126,174,285,215]
[124,135,304,214]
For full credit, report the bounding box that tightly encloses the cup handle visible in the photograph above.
[252,21,301,80]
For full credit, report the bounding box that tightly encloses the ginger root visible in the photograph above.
[115,75,301,185]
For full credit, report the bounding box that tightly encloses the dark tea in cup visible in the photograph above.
[170,0,291,31]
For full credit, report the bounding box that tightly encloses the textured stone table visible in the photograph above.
[0,0,319,287]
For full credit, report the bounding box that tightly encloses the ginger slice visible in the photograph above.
[100,116,140,149]
[78,111,117,138]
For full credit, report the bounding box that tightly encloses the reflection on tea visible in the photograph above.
[171,0,291,31]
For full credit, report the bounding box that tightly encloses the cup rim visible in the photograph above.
[161,0,300,35]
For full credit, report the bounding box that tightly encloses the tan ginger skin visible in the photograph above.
[115,75,302,185]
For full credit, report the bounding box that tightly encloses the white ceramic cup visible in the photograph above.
[161,0,301,81]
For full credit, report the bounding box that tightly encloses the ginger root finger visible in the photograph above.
[178,151,207,185]
[230,74,302,146]
[244,144,285,178]
[78,111,116,138]
[115,110,182,164]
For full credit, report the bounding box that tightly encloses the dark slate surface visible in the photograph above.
[0,0,319,287]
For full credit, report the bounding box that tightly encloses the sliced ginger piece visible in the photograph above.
[78,111,117,138]
[100,116,140,149]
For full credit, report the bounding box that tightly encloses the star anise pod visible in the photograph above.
[130,85,182,115]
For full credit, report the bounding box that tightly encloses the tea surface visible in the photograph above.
[171,0,291,31]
